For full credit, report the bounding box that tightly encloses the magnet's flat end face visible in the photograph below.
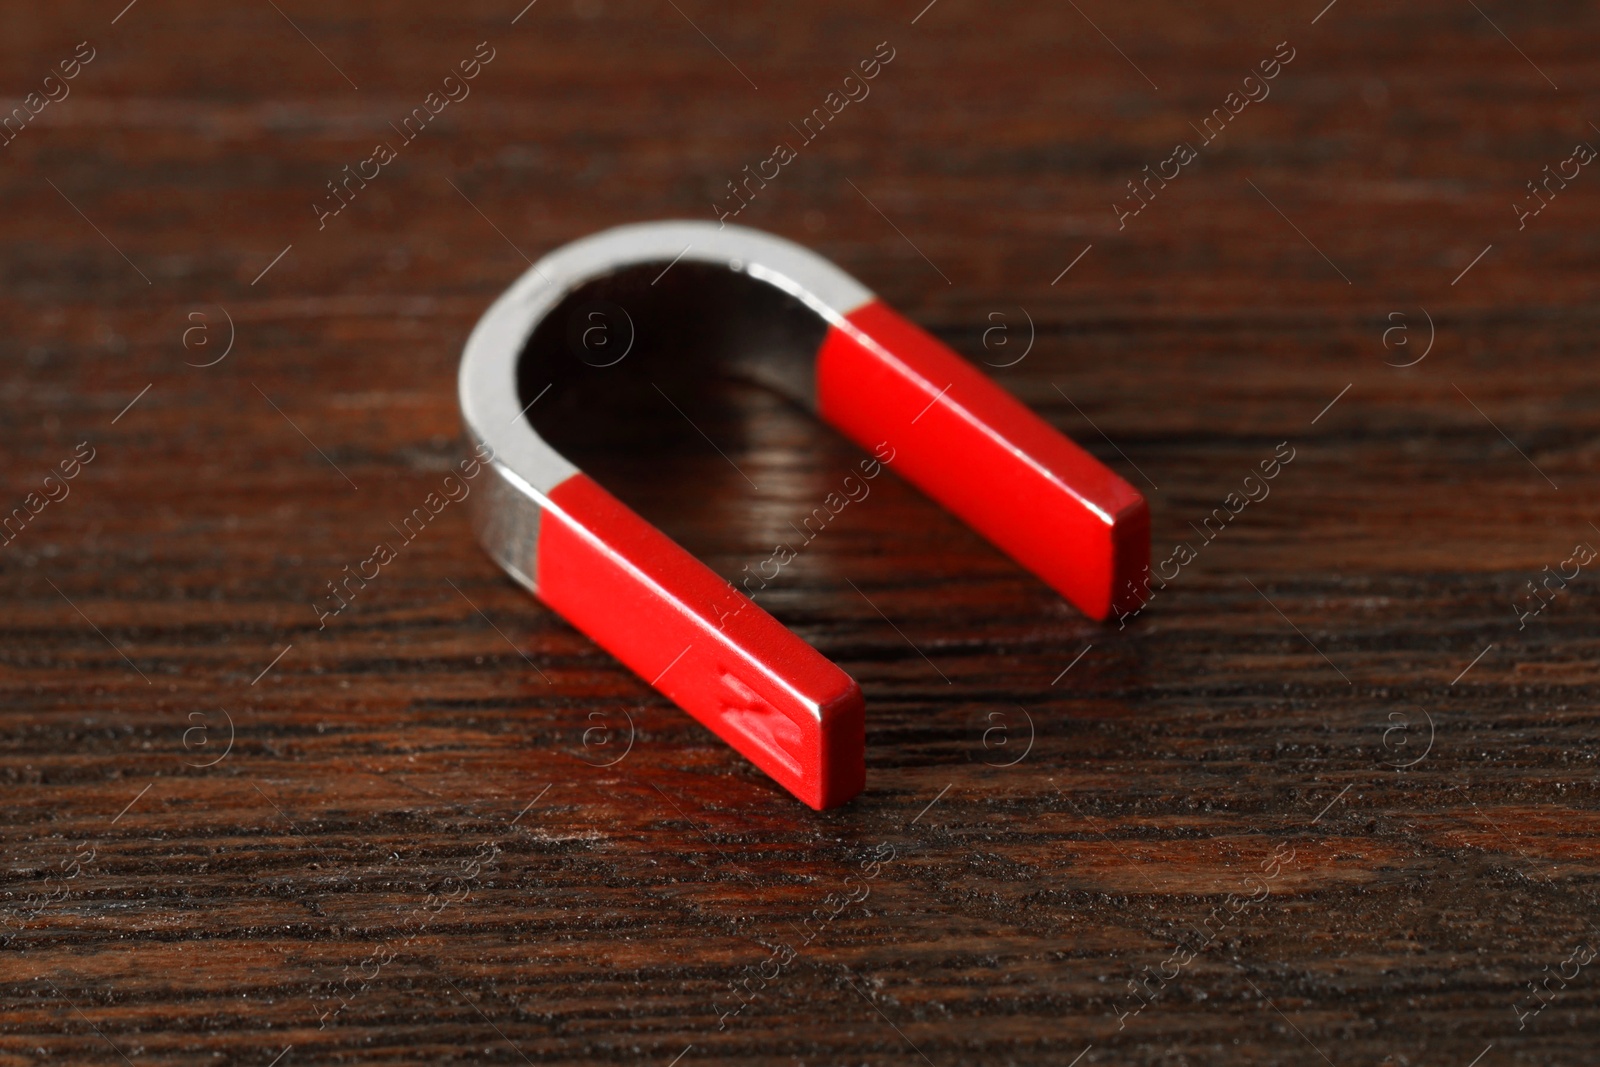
[800,677,866,810]
[1106,496,1152,621]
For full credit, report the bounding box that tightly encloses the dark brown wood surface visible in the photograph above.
[4,0,1600,1063]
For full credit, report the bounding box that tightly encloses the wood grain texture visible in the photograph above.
[3,0,1599,1063]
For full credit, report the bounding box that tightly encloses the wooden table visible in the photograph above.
[4,1,1597,1063]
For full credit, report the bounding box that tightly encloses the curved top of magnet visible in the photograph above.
[459,220,872,504]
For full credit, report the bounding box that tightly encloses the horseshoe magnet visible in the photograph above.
[459,221,1149,809]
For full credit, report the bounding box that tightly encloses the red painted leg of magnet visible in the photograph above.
[535,473,865,809]
[816,300,1150,621]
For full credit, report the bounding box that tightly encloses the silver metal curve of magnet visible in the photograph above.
[458,220,873,592]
